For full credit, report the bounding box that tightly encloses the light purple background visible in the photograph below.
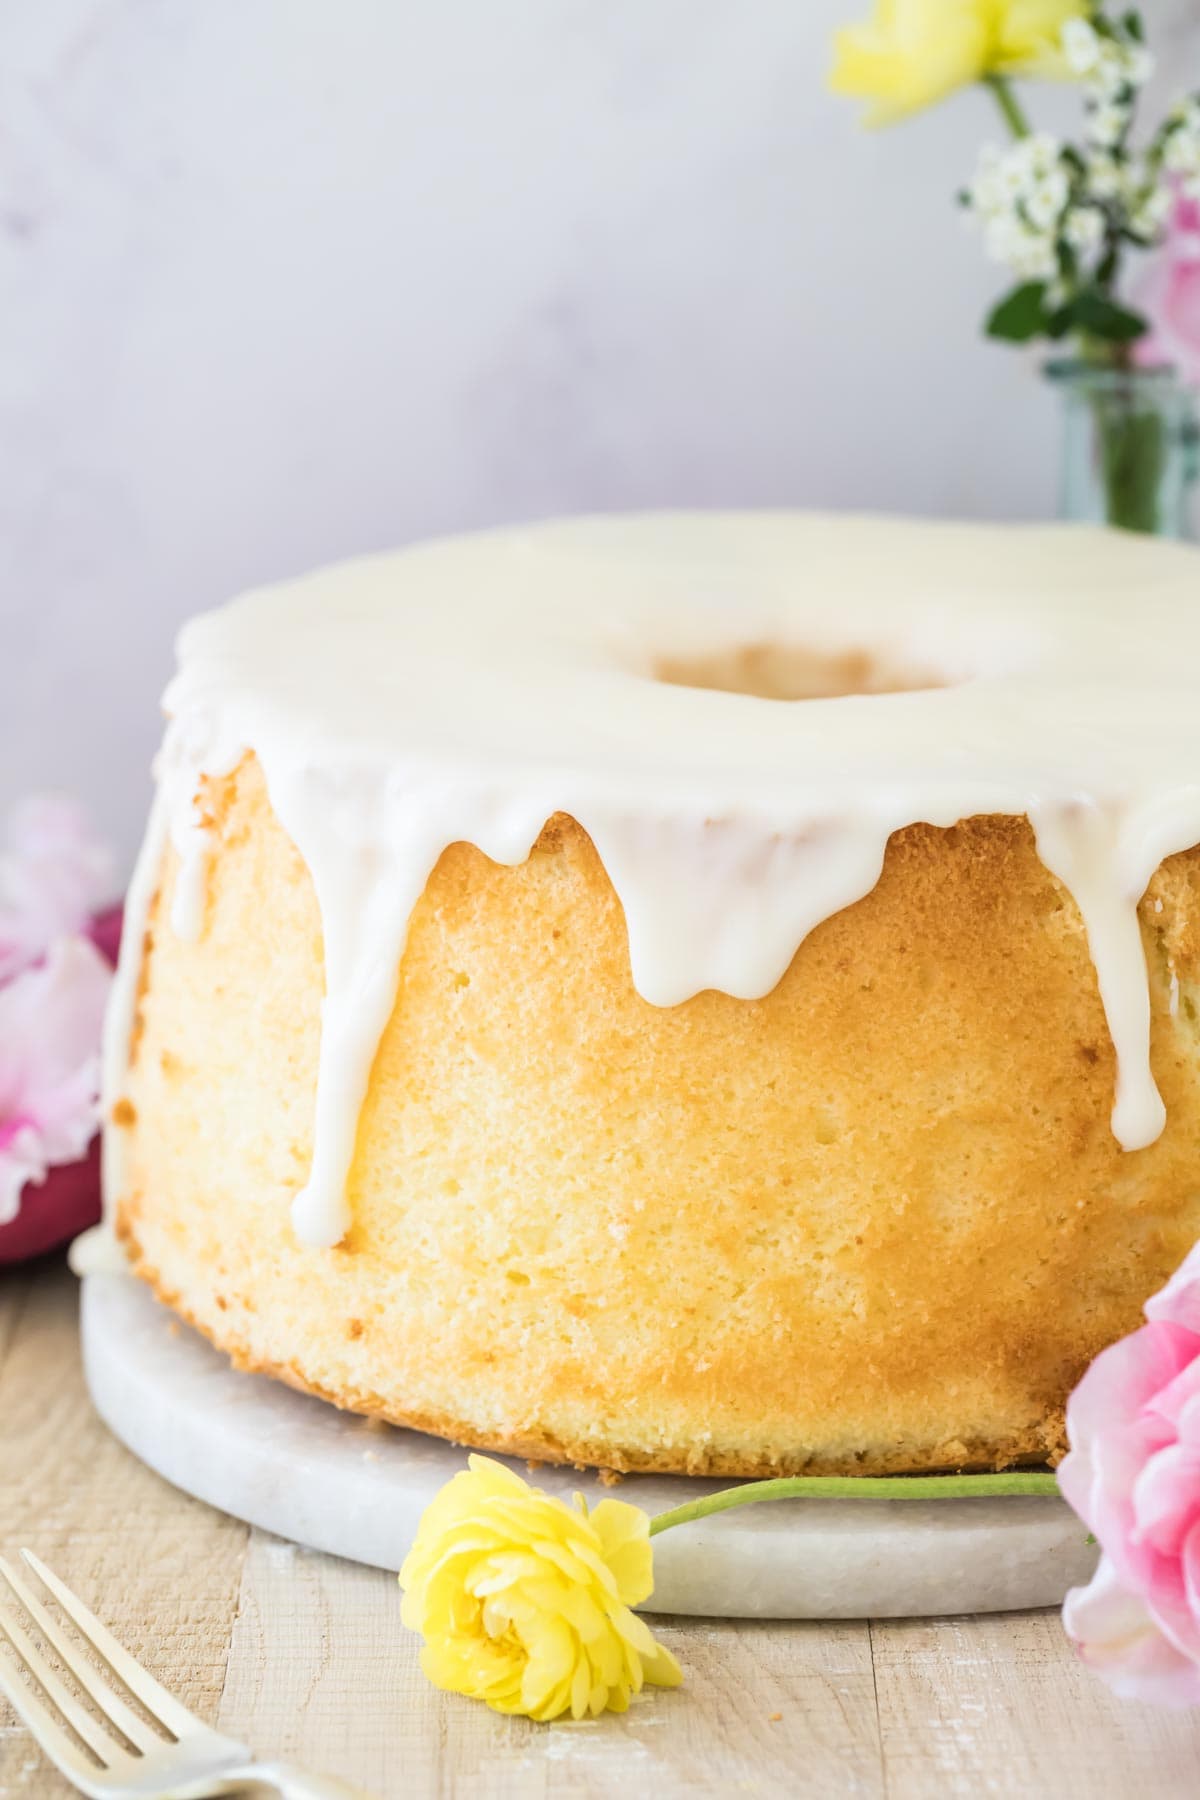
[3,0,1199,869]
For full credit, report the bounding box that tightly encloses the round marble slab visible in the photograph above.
[81,1273,1096,1619]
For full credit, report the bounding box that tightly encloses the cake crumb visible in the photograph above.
[111,1098,137,1127]
[768,1712,782,1723]
[525,1460,545,1473]
[598,1468,624,1487]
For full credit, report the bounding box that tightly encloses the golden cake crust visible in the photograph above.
[111,755,1200,1477]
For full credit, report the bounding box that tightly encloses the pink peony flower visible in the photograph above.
[1059,1239,1200,1706]
[1135,187,1200,385]
[0,794,114,984]
[0,794,119,1261]
[0,937,112,1227]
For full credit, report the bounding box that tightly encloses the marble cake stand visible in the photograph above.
[81,1273,1096,1619]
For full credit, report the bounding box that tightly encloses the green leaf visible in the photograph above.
[1070,289,1149,343]
[1045,302,1077,341]
[1122,10,1145,42]
[985,281,1050,342]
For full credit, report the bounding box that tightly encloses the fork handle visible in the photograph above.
[222,1763,378,1799]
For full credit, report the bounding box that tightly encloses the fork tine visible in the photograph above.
[0,1557,164,1754]
[0,1594,125,1764]
[0,1635,103,1796]
[20,1550,200,1739]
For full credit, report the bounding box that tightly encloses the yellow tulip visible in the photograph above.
[830,0,1088,125]
[399,1455,683,1722]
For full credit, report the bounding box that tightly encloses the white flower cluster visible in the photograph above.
[1062,18,1154,151]
[1162,100,1200,202]
[964,16,1180,291]
[967,134,1074,280]
[967,128,1170,285]
[1097,153,1172,240]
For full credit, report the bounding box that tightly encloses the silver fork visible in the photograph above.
[0,1550,375,1798]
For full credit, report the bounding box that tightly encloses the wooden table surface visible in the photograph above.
[3,1261,1200,1799]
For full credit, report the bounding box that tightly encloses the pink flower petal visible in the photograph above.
[1132,1443,1200,1562]
[1085,1421,1179,1597]
[1146,1240,1200,1334]
[1183,1517,1200,1623]
[0,937,111,1226]
[0,796,114,984]
[1059,1224,1200,1701]
[1178,1389,1200,1448]
[1064,1555,1200,1708]
[1146,1354,1200,1435]
[1067,1323,1198,1448]
[1134,183,1200,387]
[1059,1329,1194,1538]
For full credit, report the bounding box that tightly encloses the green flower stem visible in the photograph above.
[983,73,1032,141]
[647,1470,1059,1537]
[1097,388,1167,533]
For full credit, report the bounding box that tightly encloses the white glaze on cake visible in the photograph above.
[100,513,1200,1250]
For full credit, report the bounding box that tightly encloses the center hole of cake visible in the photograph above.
[653,644,951,702]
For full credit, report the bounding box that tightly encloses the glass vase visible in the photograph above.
[1045,361,1200,539]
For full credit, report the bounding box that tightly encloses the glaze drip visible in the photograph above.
[102,513,1200,1250]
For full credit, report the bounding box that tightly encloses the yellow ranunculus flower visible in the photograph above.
[398,1455,683,1721]
[830,0,1088,125]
